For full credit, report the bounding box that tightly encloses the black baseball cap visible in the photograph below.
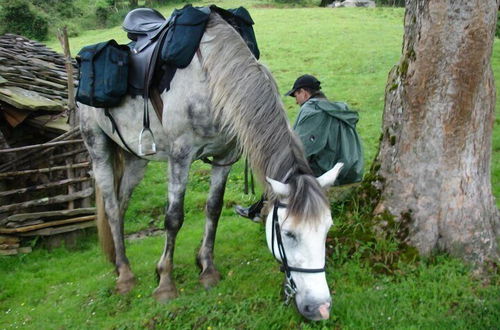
[285,74,321,97]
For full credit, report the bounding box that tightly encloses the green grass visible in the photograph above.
[2,4,500,329]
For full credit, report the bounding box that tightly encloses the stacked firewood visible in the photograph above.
[0,235,31,256]
[0,33,77,104]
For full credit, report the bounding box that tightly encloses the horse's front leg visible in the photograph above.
[153,155,191,302]
[197,164,232,289]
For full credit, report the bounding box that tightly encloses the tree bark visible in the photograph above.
[372,0,500,265]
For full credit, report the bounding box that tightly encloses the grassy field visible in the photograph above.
[1,3,500,329]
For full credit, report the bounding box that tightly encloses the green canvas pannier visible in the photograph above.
[76,40,130,108]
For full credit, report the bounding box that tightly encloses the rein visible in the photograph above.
[271,200,325,304]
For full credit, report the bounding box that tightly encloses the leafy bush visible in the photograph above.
[32,0,81,19]
[0,0,49,40]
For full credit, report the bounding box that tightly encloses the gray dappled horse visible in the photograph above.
[79,13,342,321]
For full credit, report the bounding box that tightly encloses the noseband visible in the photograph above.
[271,200,326,304]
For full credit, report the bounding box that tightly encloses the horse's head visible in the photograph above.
[264,163,343,321]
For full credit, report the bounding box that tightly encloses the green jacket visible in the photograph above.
[293,98,364,184]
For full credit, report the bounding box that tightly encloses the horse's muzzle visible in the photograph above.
[299,301,331,321]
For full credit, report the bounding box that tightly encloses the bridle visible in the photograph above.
[271,200,326,304]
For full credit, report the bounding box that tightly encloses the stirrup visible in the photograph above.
[138,127,156,156]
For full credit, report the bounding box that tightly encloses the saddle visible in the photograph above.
[119,5,259,156]
[123,8,170,120]
[122,7,211,120]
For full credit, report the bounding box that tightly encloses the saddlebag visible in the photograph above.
[76,40,130,108]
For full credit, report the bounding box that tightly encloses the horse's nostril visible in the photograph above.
[318,302,330,319]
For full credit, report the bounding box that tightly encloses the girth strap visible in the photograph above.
[105,108,141,158]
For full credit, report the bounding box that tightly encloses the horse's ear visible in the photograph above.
[266,177,290,197]
[317,163,344,188]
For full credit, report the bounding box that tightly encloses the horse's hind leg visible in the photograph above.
[81,117,148,294]
[114,151,149,292]
[197,164,232,289]
[153,155,192,302]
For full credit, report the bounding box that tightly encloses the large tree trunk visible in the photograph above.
[372,0,500,265]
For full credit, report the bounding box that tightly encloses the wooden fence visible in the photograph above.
[0,127,95,255]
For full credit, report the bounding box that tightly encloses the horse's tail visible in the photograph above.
[95,185,115,263]
[95,144,124,264]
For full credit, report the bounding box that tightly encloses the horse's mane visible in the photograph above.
[201,14,328,221]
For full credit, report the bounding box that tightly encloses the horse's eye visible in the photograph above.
[284,231,296,240]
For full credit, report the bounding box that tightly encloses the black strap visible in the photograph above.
[201,156,239,167]
[271,201,325,284]
[143,22,171,128]
[105,108,141,158]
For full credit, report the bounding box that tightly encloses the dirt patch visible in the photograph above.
[125,227,163,241]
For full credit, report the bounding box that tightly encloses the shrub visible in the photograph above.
[0,0,49,40]
[32,0,81,19]
[95,5,112,28]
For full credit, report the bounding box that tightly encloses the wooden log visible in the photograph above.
[0,249,18,255]
[0,243,20,249]
[0,177,90,198]
[0,162,90,179]
[0,69,37,79]
[48,147,88,163]
[0,140,84,154]
[0,215,95,234]
[18,220,95,237]
[0,235,19,244]
[66,158,75,210]
[58,27,77,127]
[1,207,95,225]
[0,128,80,172]
[0,187,93,213]
[6,220,43,228]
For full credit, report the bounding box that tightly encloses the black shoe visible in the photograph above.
[234,205,262,222]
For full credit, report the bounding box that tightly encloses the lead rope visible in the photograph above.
[243,158,255,195]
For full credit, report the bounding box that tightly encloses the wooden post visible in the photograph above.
[57,26,77,128]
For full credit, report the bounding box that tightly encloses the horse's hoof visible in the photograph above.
[200,269,221,289]
[153,286,178,303]
[116,276,136,294]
